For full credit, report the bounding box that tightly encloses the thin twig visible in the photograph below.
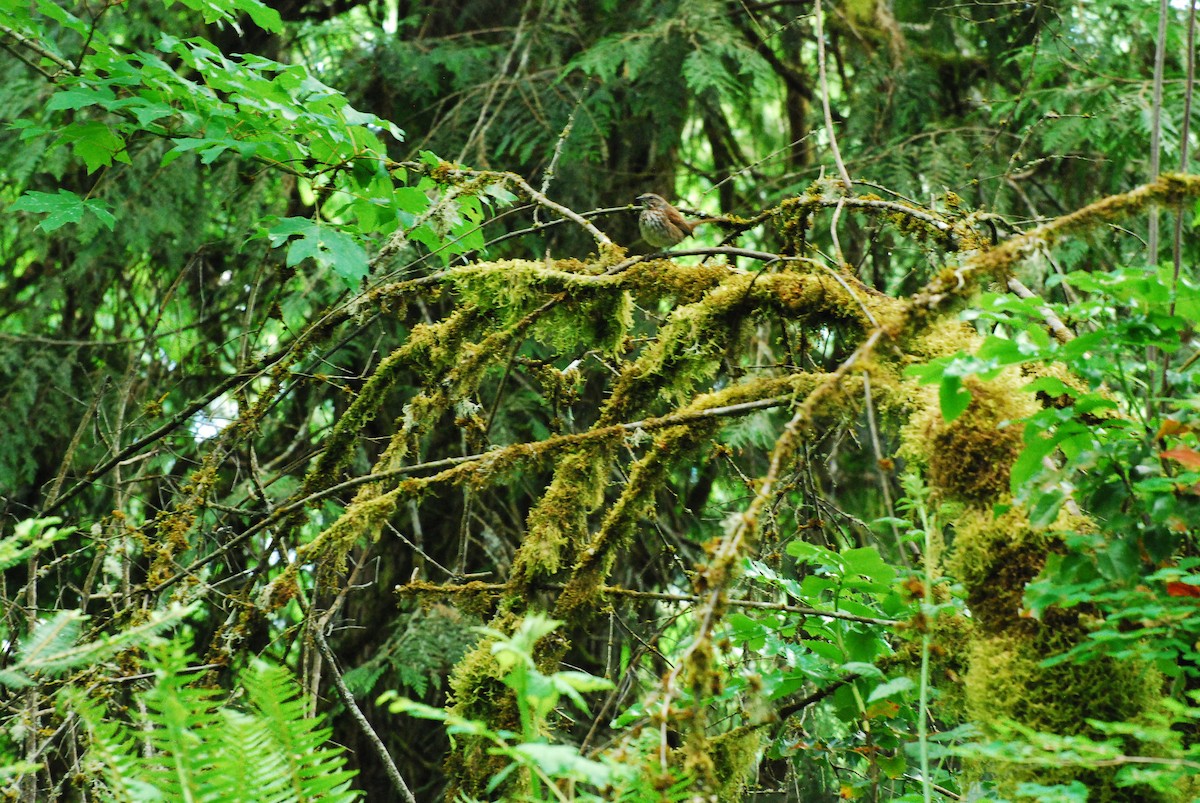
[814,0,853,188]
[313,627,417,803]
[397,161,613,247]
[0,22,76,73]
[1148,0,1171,262]
[600,247,819,276]
[861,372,902,557]
[393,581,899,626]
[1145,0,1171,421]
[1006,277,1074,343]
[1162,0,1198,402]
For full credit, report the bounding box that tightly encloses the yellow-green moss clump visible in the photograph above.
[898,321,1171,801]
[902,369,1037,505]
[705,726,764,801]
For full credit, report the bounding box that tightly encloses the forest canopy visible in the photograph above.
[2,0,1200,801]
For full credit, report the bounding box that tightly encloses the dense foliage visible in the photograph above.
[2,0,1199,800]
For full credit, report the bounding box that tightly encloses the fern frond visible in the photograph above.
[0,517,74,572]
[2,604,196,689]
[68,690,157,803]
[243,662,362,802]
[72,642,363,802]
[13,611,84,674]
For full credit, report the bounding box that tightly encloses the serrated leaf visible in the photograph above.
[866,676,915,702]
[57,121,127,173]
[10,190,115,232]
[47,86,117,111]
[268,218,369,288]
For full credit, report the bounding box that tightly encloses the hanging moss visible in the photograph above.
[902,367,1037,505]
[896,320,1170,801]
[304,306,482,490]
[707,726,766,801]
[510,444,613,591]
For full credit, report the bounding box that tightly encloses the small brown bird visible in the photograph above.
[637,193,710,249]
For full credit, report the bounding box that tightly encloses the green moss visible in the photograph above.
[303,307,481,489]
[510,445,613,590]
[895,315,1173,800]
[708,727,765,801]
[622,259,730,304]
[555,420,714,618]
[442,611,525,798]
[447,260,634,356]
[963,632,1164,801]
[904,370,1037,504]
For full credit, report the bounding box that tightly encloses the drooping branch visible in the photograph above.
[394,160,616,249]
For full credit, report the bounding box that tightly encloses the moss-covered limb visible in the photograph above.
[600,268,889,425]
[302,382,810,590]
[305,257,632,497]
[302,306,484,492]
[708,180,965,255]
[307,266,631,576]
[171,390,807,595]
[396,580,901,626]
[448,370,852,798]
[555,373,828,621]
[391,159,619,251]
[147,296,378,661]
[301,287,592,575]
[919,378,1038,504]
[918,173,1200,310]
[508,442,614,593]
[445,261,638,360]
[393,579,504,618]
[618,258,745,304]
[552,422,716,619]
[153,284,478,581]
[511,371,834,600]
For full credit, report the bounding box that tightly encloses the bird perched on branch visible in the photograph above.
[636,193,721,249]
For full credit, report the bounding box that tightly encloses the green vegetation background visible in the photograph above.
[2,0,1200,800]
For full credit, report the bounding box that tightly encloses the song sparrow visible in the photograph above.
[637,193,706,249]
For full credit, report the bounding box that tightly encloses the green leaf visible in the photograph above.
[238,0,283,32]
[1010,423,1084,494]
[10,190,115,233]
[1023,376,1077,397]
[938,374,973,421]
[56,121,128,173]
[803,640,845,663]
[840,661,885,679]
[33,0,89,35]
[166,0,282,30]
[509,743,611,785]
[867,675,915,702]
[785,539,839,564]
[47,86,118,111]
[842,547,896,584]
[267,218,369,288]
[1096,538,1140,582]
[1029,488,1066,527]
